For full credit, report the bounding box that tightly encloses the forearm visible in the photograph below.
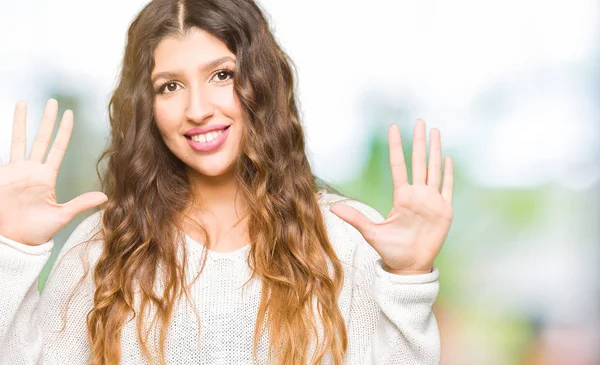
[0,234,53,363]
[369,260,440,364]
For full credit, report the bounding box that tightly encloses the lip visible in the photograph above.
[186,126,230,152]
[185,124,230,136]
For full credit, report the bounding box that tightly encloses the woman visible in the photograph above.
[0,0,454,364]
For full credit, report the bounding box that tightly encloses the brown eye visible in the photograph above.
[213,70,234,83]
[216,71,229,81]
[156,81,180,95]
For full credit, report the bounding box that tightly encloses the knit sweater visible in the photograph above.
[0,191,440,364]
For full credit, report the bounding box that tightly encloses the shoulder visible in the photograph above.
[318,191,385,224]
[52,210,105,273]
[40,211,106,331]
[66,210,104,246]
[318,191,384,261]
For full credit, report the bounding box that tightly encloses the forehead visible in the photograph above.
[153,27,235,69]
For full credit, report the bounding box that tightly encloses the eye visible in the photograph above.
[212,69,234,83]
[156,81,180,94]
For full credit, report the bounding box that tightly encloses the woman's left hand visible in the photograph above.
[329,119,454,275]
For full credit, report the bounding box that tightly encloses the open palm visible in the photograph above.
[0,99,107,246]
[329,119,454,275]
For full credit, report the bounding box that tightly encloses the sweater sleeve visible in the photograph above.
[337,199,441,365]
[0,212,103,364]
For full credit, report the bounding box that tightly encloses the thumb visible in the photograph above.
[329,203,376,245]
[61,192,108,222]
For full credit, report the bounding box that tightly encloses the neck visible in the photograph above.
[187,169,246,214]
[181,169,250,252]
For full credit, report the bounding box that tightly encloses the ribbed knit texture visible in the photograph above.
[0,192,440,364]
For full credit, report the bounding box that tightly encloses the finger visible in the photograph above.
[46,110,74,171]
[10,101,28,163]
[427,128,442,191]
[412,119,427,185]
[29,99,58,163]
[61,192,108,223]
[329,203,377,245]
[441,156,454,205]
[389,124,408,189]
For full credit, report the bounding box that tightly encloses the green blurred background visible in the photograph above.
[1,1,598,364]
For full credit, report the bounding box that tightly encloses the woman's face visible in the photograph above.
[152,27,244,180]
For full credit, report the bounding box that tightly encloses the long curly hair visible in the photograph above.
[86,0,348,364]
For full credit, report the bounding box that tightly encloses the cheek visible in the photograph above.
[232,92,245,119]
[214,88,244,120]
[229,94,246,136]
[153,101,177,135]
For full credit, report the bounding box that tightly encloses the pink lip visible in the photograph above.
[186,126,230,152]
[185,124,230,136]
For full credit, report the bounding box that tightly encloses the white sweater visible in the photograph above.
[0,192,440,364]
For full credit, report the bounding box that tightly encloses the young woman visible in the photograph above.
[0,0,454,364]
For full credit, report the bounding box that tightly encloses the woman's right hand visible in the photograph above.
[0,99,108,246]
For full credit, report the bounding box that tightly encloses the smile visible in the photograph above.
[185,125,230,152]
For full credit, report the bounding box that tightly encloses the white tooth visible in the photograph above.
[207,131,222,142]
[192,134,204,143]
[190,129,225,143]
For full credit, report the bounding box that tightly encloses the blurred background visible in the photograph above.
[1,0,598,364]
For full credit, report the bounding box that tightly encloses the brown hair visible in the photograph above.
[86,0,348,364]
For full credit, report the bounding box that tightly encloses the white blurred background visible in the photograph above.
[1,1,598,364]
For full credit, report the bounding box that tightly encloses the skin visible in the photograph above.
[150,28,324,252]
[151,27,250,251]
[2,32,454,273]
[330,120,454,275]
[0,100,108,247]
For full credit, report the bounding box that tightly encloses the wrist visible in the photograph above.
[382,263,433,275]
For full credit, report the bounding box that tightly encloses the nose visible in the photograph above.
[185,85,214,123]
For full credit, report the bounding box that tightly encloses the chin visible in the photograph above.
[187,160,236,179]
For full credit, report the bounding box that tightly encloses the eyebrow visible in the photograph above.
[151,56,236,83]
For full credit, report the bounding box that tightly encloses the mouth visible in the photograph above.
[184,125,231,140]
[184,125,231,152]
